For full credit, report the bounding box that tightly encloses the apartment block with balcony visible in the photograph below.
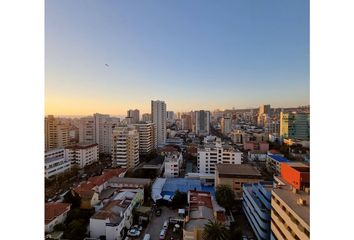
[133,122,156,154]
[266,155,290,175]
[270,162,310,240]
[112,126,139,169]
[243,181,273,240]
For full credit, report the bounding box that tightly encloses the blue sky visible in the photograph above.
[45,0,309,115]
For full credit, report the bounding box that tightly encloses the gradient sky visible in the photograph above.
[45,0,309,116]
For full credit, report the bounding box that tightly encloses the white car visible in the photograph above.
[127,228,141,237]
[163,220,169,229]
[159,229,166,240]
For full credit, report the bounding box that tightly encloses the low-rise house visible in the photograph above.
[183,190,229,240]
[45,202,71,233]
[89,189,144,240]
[73,168,127,209]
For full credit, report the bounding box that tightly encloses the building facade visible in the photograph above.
[280,112,310,141]
[79,116,96,144]
[163,152,183,178]
[127,109,140,124]
[197,140,242,175]
[45,115,70,150]
[215,164,263,199]
[195,110,210,136]
[133,122,156,154]
[65,143,99,168]
[151,100,167,146]
[45,148,71,178]
[221,116,232,134]
[270,163,310,240]
[112,126,139,169]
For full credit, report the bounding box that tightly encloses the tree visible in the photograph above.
[53,223,66,232]
[64,190,81,208]
[229,227,242,240]
[64,219,87,240]
[171,190,187,209]
[202,220,230,240]
[216,185,235,211]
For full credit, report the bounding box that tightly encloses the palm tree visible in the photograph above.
[202,220,230,240]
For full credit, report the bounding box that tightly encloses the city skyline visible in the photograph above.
[46,0,309,116]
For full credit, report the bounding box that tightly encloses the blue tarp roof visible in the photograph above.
[161,178,216,198]
[269,155,290,163]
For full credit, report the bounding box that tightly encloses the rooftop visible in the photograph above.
[216,164,262,177]
[273,177,310,226]
[45,203,71,225]
[268,155,290,163]
[65,143,98,150]
[108,177,151,186]
[284,162,310,172]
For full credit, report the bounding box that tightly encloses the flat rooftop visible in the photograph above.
[216,164,262,177]
[285,162,310,172]
[268,155,290,163]
[273,177,310,226]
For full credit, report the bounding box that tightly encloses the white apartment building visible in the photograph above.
[45,148,71,178]
[197,139,242,174]
[127,109,140,124]
[65,143,99,168]
[112,126,140,168]
[195,110,210,136]
[94,113,115,155]
[79,116,96,144]
[133,122,156,154]
[164,152,183,178]
[151,100,167,146]
[221,116,232,134]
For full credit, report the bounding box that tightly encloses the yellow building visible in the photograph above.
[215,164,263,199]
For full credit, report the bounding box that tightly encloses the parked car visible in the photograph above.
[159,229,166,240]
[127,228,141,237]
[163,220,169,229]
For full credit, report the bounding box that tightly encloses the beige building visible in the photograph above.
[45,115,70,151]
[221,116,232,134]
[127,109,140,124]
[215,164,263,199]
[133,122,156,154]
[112,126,139,168]
[270,178,310,240]
[79,116,96,144]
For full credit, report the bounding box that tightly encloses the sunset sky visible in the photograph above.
[45,0,309,116]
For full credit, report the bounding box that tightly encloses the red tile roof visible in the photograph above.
[74,168,127,196]
[189,190,213,209]
[45,203,71,225]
